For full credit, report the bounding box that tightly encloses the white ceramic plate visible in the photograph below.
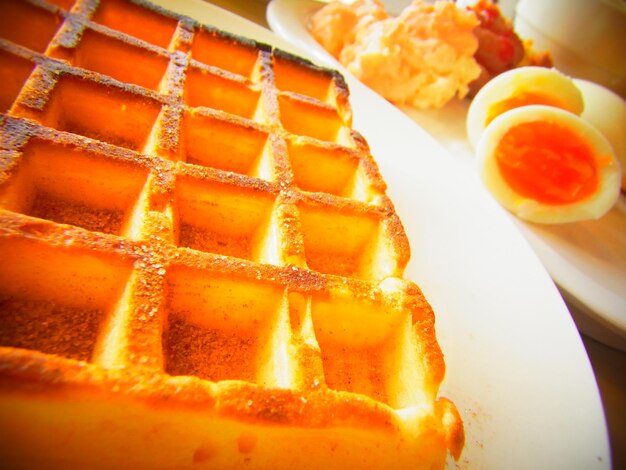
[157,1,609,468]
[266,0,626,352]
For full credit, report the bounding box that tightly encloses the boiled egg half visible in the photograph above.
[573,78,626,191]
[476,105,621,224]
[467,67,584,149]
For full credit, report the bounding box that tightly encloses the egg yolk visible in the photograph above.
[486,92,566,126]
[495,121,599,205]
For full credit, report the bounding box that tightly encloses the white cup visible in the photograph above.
[514,0,626,98]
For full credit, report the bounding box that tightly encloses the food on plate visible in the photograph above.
[468,67,622,223]
[574,79,626,191]
[0,0,463,467]
[466,0,553,95]
[309,0,552,108]
[310,0,482,108]
[476,105,621,223]
[308,0,388,58]
[467,67,584,149]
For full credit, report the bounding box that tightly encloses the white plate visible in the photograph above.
[266,0,626,352]
[158,1,609,468]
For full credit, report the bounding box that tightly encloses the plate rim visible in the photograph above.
[158,1,610,468]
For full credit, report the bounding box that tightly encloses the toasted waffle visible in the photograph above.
[0,0,463,467]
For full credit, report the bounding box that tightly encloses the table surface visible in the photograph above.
[206,2,625,468]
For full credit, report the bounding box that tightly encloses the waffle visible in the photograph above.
[0,0,464,467]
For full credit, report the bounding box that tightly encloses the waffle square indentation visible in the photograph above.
[298,203,380,279]
[311,296,406,407]
[2,140,147,236]
[181,112,270,177]
[273,56,332,103]
[0,238,132,362]
[70,29,169,90]
[287,141,360,198]
[40,75,161,151]
[191,29,259,79]
[175,178,276,263]
[164,268,284,383]
[278,95,344,142]
[0,0,63,53]
[92,0,177,50]
[0,49,35,113]
[185,66,260,120]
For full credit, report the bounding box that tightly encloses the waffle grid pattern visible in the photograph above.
[0,0,462,466]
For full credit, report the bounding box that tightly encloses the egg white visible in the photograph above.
[477,105,621,224]
[467,67,584,150]
[574,78,626,190]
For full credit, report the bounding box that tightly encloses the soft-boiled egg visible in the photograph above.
[467,67,584,149]
[476,105,621,224]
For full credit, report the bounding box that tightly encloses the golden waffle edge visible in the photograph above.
[0,0,464,467]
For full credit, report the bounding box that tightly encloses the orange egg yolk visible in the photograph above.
[495,121,599,205]
[486,92,566,126]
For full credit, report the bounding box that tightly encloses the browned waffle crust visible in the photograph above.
[0,0,464,467]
